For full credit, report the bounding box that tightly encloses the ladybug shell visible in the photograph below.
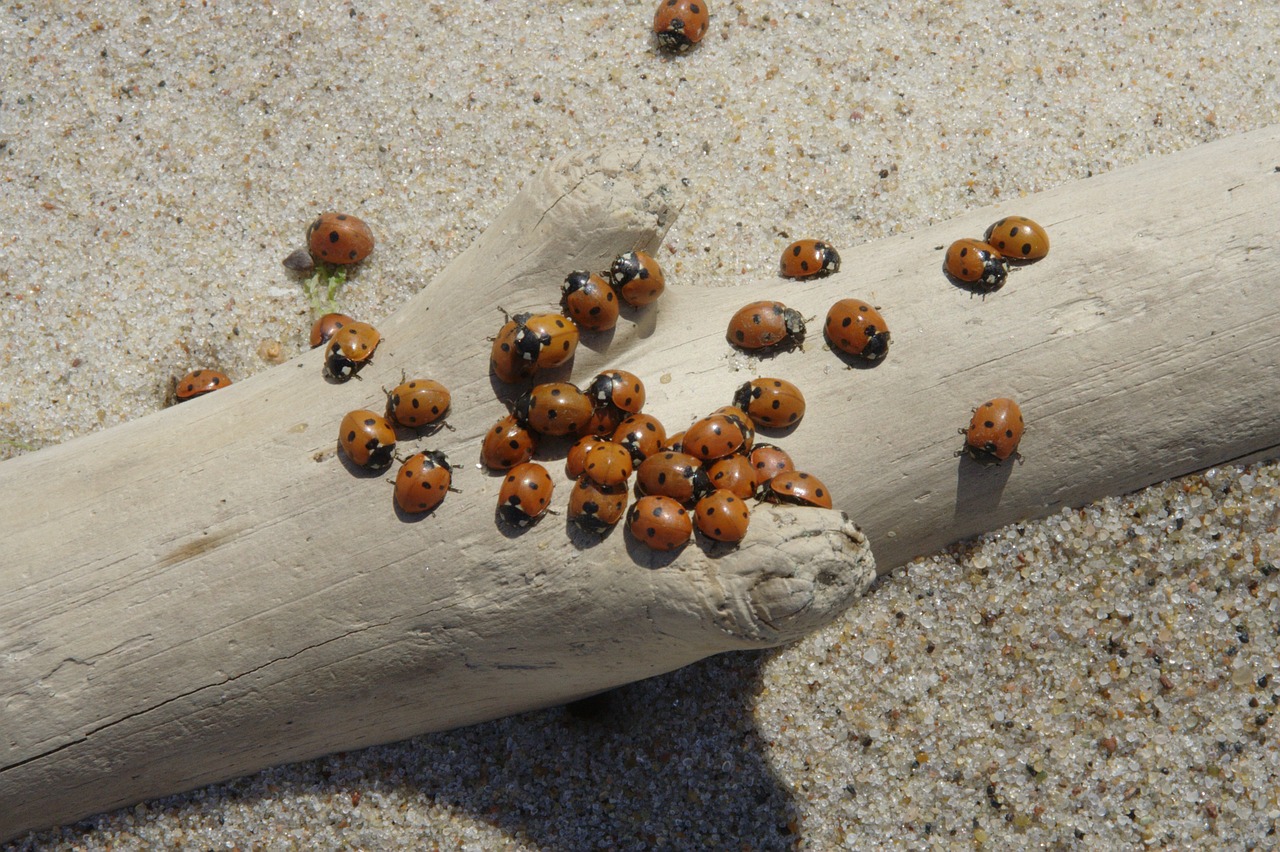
[514,312,580,370]
[568,477,629,532]
[306,212,374,265]
[610,250,666,307]
[324,321,381,381]
[561,271,620,332]
[683,414,748,462]
[515,382,593,437]
[749,443,795,487]
[386,378,450,428]
[944,239,1009,290]
[498,462,555,527]
[627,495,693,552]
[707,454,757,500]
[581,441,635,488]
[481,414,539,471]
[983,216,1049,261]
[824,299,891,361]
[652,0,709,52]
[762,470,833,509]
[709,405,755,449]
[565,435,608,479]
[309,312,354,348]
[964,397,1025,462]
[694,489,751,543]
[733,378,805,429]
[779,239,840,280]
[394,450,453,514]
[635,451,712,505]
[175,369,232,401]
[491,319,538,385]
[613,413,668,464]
[726,300,806,352]
[339,409,397,470]
[586,370,646,414]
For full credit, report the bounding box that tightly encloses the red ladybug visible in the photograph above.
[514,382,593,437]
[338,409,397,470]
[733,378,805,429]
[711,405,755,451]
[627,495,692,551]
[635,451,713,505]
[761,471,833,509]
[582,441,635,488]
[983,216,1049,261]
[385,378,450,428]
[565,435,607,480]
[707,454,757,500]
[306,212,374,265]
[614,413,668,464]
[308,312,354,348]
[779,239,840,279]
[694,489,751,543]
[652,0,709,53]
[324,321,381,381]
[513,312,580,370]
[944,239,1009,290]
[561,271,620,332]
[961,397,1025,463]
[586,370,646,414]
[498,462,555,527]
[490,318,538,385]
[481,414,539,471]
[683,413,748,462]
[394,450,453,514]
[568,478,629,533]
[726,301,806,352]
[824,299,891,361]
[174,369,232,402]
[749,443,795,487]
[610,250,666,306]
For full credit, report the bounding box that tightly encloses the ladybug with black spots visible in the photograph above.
[983,216,1049,261]
[944,239,1009,291]
[568,478,629,533]
[653,0,709,53]
[309,313,354,348]
[960,397,1025,463]
[824,299,891,361]
[481,414,539,471]
[306,212,374,265]
[324,321,381,381]
[513,312,580,370]
[614,412,668,464]
[394,450,454,514]
[174,369,232,402]
[385,378,450,429]
[694,489,751,543]
[610,250,666,307]
[338,409,397,470]
[780,239,840,280]
[490,318,538,385]
[733,378,805,429]
[514,382,593,437]
[498,462,555,527]
[761,470,833,509]
[627,495,693,551]
[635,451,713,505]
[561,271,620,332]
[726,300,806,353]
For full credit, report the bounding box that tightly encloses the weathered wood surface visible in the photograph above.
[2,127,1279,840]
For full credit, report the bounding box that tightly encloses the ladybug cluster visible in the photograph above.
[724,294,892,363]
[944,215,1050,292]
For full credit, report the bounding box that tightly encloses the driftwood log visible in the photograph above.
[2,127,1279,840]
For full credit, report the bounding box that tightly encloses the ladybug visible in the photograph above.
[944,239,1009,291]
[324,321,381,381]
[385,378,450,428]
[498,462,555,527]
[613,413,668,464]
[586,370,646,414]
[174,369,232,402]
[513,312,580,370]
[306,212,374,265]
[568,477,629,533]
[661,430,686,452]
[491,318,539,384]
[749,443,795,487]
[610,250,666,307]
[779,239,840,280]
[683,414,748,462]
[824,299,891,361]
[983,216,1049,261]
[961,397,1025,463]
[761,470,833,509]
[711,405,755,451]
[627,495,692,552]
[309,312,354,348]
[582,441,635,488]
[515,382,593,437]
[733,378,805,429]
[565,435,608,479]
[561,271,620,332]
[482,414,539,471]
[394,450,453,514]
[652,0,709,53]
[635,451,713,505]
[338,409,397,470]
[694,489,751,543]
[707,454,757,500]
[726,300,806,352]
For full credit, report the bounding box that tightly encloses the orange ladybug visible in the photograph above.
[636,451,712,505]
[983,216,1049,261]
[306,212,374,265]
[961,397,1025,463]
[711,405,755,451]
[565,435,608,479]
[174,369,232,402]
[683,413,748,462]
[514,382,593,437]
[513,312,579,370]
[726,301,806,352]
[568,477,629,532]
[824,299,891,361]
[652,0,709,53]
[707,454,757,500]
[385,378,450,428]
[582,441,635,488]
[733,378,805,429]
[627,495,692,551]
[561,271,620,332]
[481,414,539,471]
[586,370,646,414]
[780,239,840,279]
[394,450,453,514]
[614,413,668,464]
[761,470,833,508]
[610,251,666,307]
[694,489,751,543]
[308,312,354,348]
[324,321,381,381]
[491,318,538,385]
[338,409,397,470]
[944,239,1009,290]
[498,462,555,527]
[749,443,795,487]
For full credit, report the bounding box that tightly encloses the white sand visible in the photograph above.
[3,1,1278,848]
